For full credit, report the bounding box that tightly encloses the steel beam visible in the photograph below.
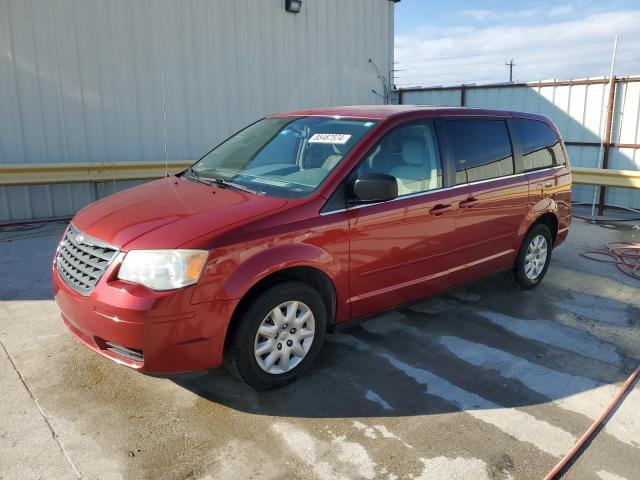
[1,163,639,190]
[0,161,192,186]
[571,167,640,189]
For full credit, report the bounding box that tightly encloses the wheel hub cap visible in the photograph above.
[254,300,315,375]
[524,234,548,280]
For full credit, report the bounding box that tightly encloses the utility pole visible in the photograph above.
[505,59,516,83]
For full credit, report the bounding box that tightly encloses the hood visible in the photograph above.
[72,176,289,249]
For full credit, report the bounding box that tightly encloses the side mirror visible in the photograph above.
[350,172,398,204]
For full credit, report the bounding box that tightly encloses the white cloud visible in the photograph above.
[395,10,640,87]
[460,4,574,22]
[547,5,575,17]
[460,9,494,21]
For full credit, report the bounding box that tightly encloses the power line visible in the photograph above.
[396,68,624,89]
[395,75,507,87]
[393,53,483,65]
[395,68,505,79]
[395,74,512,88]
[395,60,501,72]
[395,68,505,81]
[396,65,506,75]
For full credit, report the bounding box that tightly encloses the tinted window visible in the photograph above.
[357,122,442,196]
[448,119,514,184]
[512,118,565,170]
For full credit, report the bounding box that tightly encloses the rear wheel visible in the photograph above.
[511,223,552,289]
[224,281,327,389]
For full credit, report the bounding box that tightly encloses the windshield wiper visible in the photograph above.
[183,166,212,186]
[184,167,262,195]
[210,177,263,195]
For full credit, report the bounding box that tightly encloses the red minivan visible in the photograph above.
[52,105,572,389]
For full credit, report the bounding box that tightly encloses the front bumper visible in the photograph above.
[52,264,235,374]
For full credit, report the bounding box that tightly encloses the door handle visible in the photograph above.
[459,197,478,208]
[429,204,452,216]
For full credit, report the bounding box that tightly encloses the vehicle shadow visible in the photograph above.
[174,275,639,420]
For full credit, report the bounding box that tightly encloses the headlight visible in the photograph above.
[118,250,208,291]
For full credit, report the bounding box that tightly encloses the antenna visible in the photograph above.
[161,72,168,177]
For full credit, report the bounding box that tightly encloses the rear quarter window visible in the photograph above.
[512,118,566,170]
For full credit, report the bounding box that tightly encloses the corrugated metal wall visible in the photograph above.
[608,80,640,207]
[400,80,640,209]
[0,0,394,221]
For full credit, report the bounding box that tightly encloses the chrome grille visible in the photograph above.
[56,224,118,295]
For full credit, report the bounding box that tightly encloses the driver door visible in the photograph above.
[348,120,465,318]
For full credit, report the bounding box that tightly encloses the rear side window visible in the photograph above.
[512,118,566,170]
[448,119,514,184]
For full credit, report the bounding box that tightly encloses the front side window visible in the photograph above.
[357,122,442,196]
[190,116,377,198]
[448,119,514,184]
[512,118,565,170]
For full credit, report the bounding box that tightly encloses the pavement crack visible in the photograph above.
[0,337,81,478]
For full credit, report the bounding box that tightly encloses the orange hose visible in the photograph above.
[580,242,640,281]
[543,364,640,480]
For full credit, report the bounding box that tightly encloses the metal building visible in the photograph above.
[0,0,396,221]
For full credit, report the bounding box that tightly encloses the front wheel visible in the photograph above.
[224,281,327,390]
[511,224,553,289]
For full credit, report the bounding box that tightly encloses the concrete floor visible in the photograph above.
[1,218,639,480]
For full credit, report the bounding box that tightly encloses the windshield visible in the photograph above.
[188,116,378,198]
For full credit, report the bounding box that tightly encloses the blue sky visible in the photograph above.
[394,0,640,87]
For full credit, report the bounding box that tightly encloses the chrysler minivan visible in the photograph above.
[53,105,571,389]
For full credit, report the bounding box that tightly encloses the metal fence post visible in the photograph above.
[598,76,617,215]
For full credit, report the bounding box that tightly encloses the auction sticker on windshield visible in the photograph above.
[308,133,352,144]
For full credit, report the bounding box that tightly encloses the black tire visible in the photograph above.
[511,223,553,290]
[223,281,327,390]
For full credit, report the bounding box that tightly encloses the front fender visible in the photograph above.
[190,242,342,305]
[222,243,339,300]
